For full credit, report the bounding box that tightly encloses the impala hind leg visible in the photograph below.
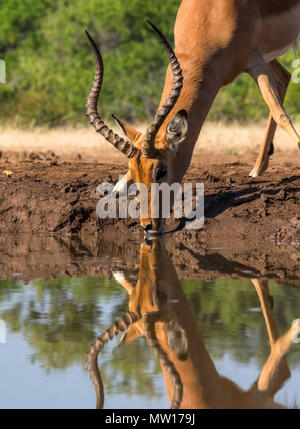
[249,61,291,177]
[251,279,291,399]
[248,56,300,172]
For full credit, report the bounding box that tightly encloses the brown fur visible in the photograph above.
[94,0,300,233]
[89,239,299,409]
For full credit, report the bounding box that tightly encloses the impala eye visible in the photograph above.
[156,166,167,182]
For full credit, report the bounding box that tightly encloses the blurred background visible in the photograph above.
[1,0,299,126]
[0,0,299,161]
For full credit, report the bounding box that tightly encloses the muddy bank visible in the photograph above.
[0,233,299,286]
[0,157,300,246]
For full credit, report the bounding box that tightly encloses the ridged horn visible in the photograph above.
[142,21,184,159]
[85,30,139,159]
[87,311,139,409]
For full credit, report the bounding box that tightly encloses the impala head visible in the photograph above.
[85,22,188,235]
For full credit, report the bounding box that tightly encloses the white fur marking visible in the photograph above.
[113,174,128,195]
[112,270,126,284]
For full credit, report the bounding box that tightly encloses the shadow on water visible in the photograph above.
[0,234,300,408]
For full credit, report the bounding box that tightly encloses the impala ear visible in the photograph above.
[112,115,142,143]
[167,110,188,152]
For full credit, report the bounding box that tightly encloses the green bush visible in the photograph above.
[0,0,299,126]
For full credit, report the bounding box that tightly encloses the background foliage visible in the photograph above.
[1,275,300,405]
[1,276,299,373]
[0,0,299,126]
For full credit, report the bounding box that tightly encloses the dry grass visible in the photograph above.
[195,122,300,155]
[0,122,299,162]
[0,125,124,162]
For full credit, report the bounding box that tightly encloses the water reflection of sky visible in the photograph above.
[0,278,300,409]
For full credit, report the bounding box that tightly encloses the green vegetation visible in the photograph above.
[0,0,299,126]
[1,275,300,401]
[225,149,239,156]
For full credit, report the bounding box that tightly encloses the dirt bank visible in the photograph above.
[0,153,299,246]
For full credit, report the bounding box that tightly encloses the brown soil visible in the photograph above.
[0,232,299,286]
[1,153,300,241]
[0,151,299,283]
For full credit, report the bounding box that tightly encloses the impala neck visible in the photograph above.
[158,54,222,177]
[160,291,223,409]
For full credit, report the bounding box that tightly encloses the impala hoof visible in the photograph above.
[249,160,269,178]
[249,169,259,178]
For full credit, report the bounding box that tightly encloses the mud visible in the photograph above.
[0,150,300,285]
[0,154,299,246]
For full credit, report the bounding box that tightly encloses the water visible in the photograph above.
[0,235,300,409]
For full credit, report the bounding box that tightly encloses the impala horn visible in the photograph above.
[87,311,139,409]
[142,21,184,158]
[85,31,139,159]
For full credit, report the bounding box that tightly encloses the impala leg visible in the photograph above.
[250,61,291,177]
[251,279,279,343]
[249,114,277,177]
[251,279,291,399]
[249,56,300,154]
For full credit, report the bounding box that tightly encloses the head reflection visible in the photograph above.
[87,239,298,409]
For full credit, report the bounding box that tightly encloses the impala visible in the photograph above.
[86,0,300,235]
[87,239,299,409]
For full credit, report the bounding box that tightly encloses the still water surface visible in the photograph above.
[0,238,300,409]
